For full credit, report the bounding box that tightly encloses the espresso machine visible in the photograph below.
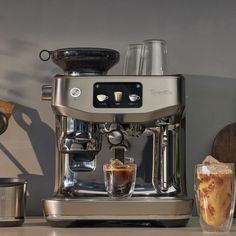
[40,47,193,227]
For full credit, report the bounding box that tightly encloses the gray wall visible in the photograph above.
[0,0,236,215]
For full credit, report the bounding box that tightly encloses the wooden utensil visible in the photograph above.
[0,99,15,120]
[212,122,236,217]
[212,123,236,163]
[0,99,15,135]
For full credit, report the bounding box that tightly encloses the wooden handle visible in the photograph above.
[0,99,15,120]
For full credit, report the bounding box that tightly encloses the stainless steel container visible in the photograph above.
[0,178,27,227]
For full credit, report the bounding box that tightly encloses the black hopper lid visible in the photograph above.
[39,47,120,75]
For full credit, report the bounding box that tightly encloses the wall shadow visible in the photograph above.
[11,104,55,216]
[0,37,60,216]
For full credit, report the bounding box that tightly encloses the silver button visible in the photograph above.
[70,88,81,97]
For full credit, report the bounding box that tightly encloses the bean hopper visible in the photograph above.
[40,47,193,227]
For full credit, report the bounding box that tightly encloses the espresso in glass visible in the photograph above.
[103,158,136,199]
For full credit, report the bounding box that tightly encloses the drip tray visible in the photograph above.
[43,196,193,227]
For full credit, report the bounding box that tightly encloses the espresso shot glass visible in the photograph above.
[103,157,137,200]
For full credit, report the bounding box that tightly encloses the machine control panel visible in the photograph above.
[93,82,142,108]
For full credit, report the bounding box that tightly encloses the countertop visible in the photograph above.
[0,218,235,236]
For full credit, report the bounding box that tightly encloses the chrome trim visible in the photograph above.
[41,85,52,101]
[43,196,193,220]
[46,214,192,221]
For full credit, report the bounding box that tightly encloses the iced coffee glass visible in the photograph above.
[103,157,137,199]
[195,159,235,233]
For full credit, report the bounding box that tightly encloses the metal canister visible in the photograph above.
[0,178,27,227]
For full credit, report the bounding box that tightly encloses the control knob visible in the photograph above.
[107,130,124,146]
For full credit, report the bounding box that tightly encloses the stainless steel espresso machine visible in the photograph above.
[40,47,193,227]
